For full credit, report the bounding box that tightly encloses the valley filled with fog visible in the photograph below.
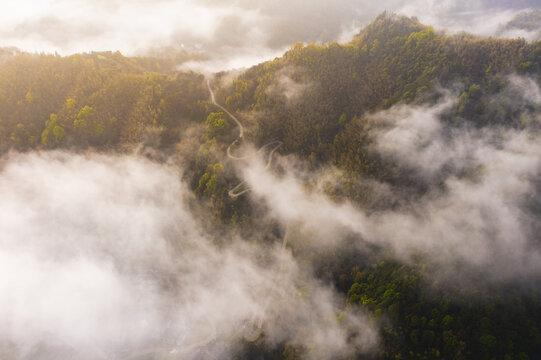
[1,2,541,359]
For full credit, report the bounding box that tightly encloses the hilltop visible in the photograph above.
[1,14,541,359]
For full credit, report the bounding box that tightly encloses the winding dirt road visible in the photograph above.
[119,77,289,359]
[206,77,247,162]
[227,140,282,197]
[206,77,282,198]
[207,76,289,342]
[206,78,244,139]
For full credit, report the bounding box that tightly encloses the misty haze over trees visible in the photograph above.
[1,2,541,360]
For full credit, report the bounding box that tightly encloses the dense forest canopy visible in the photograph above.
[1,9,541,360]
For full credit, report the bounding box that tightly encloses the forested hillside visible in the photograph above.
[0,50,206,152]
[219,13,541,169]
[2,13,541,360]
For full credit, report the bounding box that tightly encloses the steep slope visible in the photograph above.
[218,13,541,174]
[1,13,541,360]
[0,51,207,152]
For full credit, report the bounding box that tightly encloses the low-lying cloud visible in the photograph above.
[238,76,541,284]
[0,151,378,359]
[1,1,539,71]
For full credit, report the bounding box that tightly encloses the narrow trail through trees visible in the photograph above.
[121,77,289,359]
[206,77,282,198]
[206,76,289,342]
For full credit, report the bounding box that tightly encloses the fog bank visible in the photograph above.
[0,152,377,359]
[239,77,541,284]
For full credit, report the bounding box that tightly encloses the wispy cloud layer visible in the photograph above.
[0,152,378,359]
[239,76,541,284]
[0,1,539,70]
